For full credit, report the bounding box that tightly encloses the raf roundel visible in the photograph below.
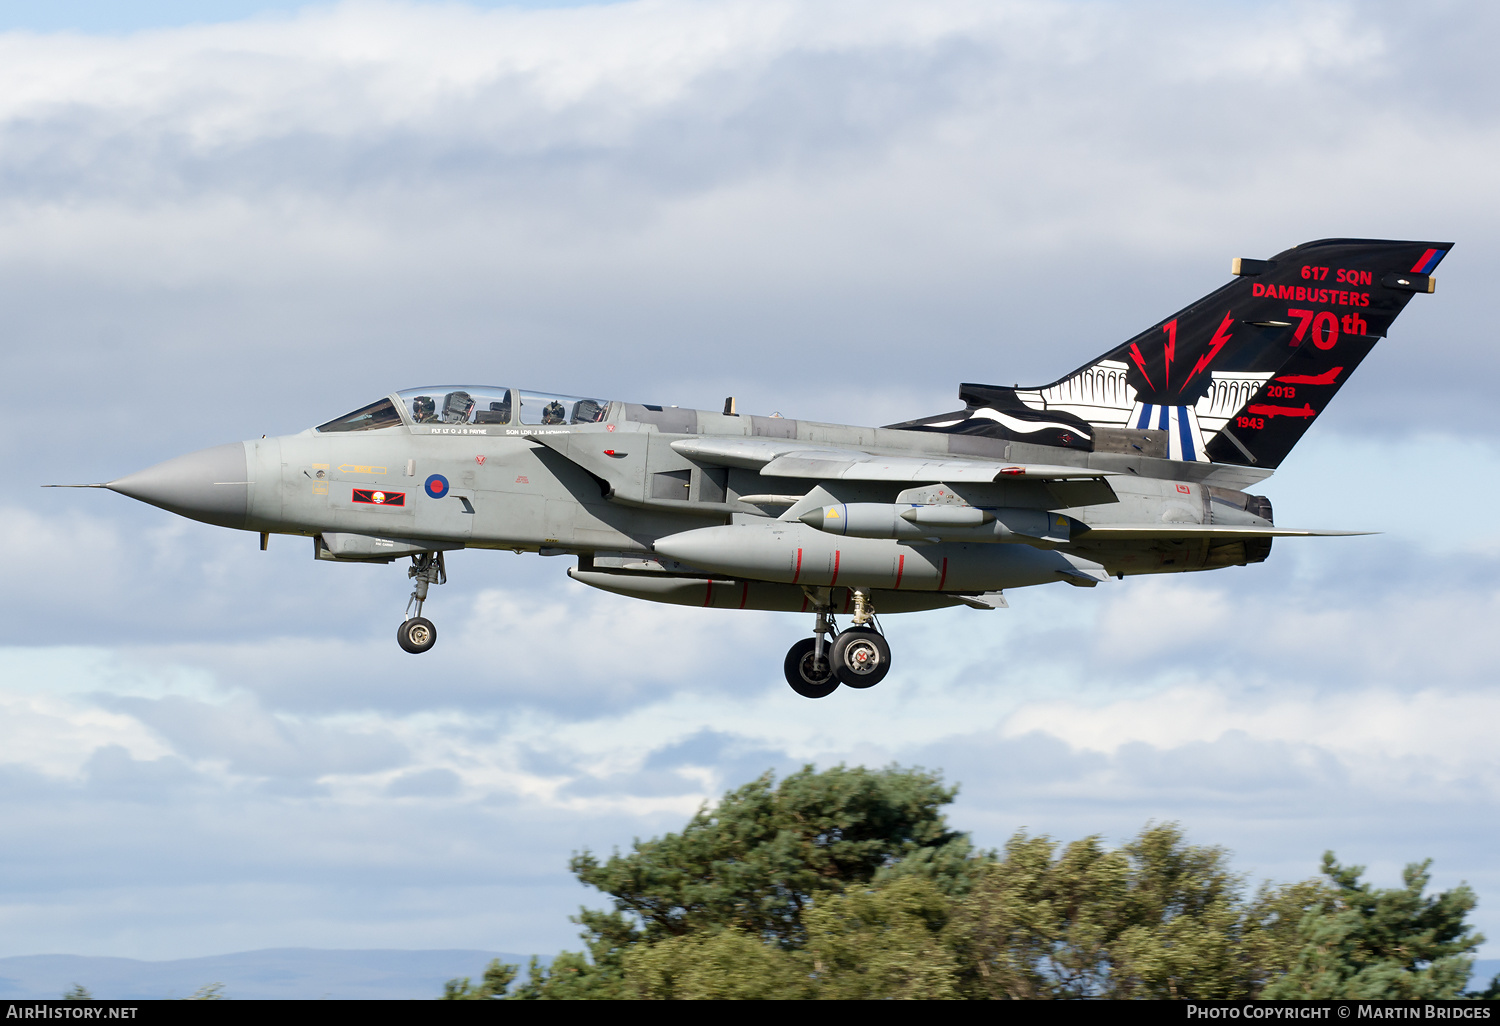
[424,474,449,499]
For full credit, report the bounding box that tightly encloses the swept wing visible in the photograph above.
[668,437,1115,483]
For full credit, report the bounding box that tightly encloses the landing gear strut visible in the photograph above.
[397,551,446,654]
[784,605,839,698]
[782,588,892,697]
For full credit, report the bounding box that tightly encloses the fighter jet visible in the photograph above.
[69,238,1448,698]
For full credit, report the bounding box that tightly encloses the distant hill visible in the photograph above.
[0,948,529,1000]
[0,949,1492,1000]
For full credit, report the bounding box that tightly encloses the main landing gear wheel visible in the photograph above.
[397,616,437,654]
[830,626,891,688]
[784,637,839,699]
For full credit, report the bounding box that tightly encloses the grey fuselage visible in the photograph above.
[110,391,1279,616]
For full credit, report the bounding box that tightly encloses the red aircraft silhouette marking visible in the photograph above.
[1274,367,1343,386]
[1246,403,1317,419]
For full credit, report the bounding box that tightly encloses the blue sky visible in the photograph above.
[0,1,601,34]
[1,0,1498,969]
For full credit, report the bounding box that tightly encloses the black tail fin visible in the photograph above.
[893,239,1451,468]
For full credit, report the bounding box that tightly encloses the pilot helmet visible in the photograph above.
[542,400,566,424]
[412,396,435,421]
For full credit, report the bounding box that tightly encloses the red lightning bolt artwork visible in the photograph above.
[1181,312,1235,391]
[1128,342,1155,390]
[1161,319,1177,393]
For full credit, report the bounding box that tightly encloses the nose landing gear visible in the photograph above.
[397,551,445,654]
[398,616,437,654]
[781,588,891,698]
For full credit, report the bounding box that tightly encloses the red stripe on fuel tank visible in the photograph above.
[739,581,749,609]
[800,595,809,612]
[703,580,714,607]
[829,549,841,587]
[894,554,905,589]
[792,547,803,584]
[843,590,852,613]
[938,557,949,591]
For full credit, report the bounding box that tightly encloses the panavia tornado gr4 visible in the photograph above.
[72,238,1447,698]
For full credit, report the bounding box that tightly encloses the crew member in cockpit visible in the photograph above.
[443,391,475,424]
[411,396,437,423]
[541,400,567,425]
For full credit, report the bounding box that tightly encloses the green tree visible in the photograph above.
[624,929,808,1000]
[514,764,974,998]
[1262,854,1483,1000]
[572,764,973,946]
[1239,877,1337,993]
[944,823,1344,1000]
[61,984,91,1001]
[945,825,1254,999]
[1107,825,1250,999]
[623,868,962,999]
[456,764,1488,1001]
[801,875,960,999]
[441,959,519,1000]
[947,830,1127,998]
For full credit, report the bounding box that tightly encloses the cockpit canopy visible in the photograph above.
[315,386,611,433]
[402,386,514,426]
[315,397,404,433]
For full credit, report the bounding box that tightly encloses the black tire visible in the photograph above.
[397,616,438,654]
[784,637,839,698]
[830,627,891,688]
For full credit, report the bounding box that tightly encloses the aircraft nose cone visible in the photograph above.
[107,442,250,529]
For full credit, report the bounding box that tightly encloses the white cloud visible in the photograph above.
[1000,685,1500,793]
[0,689,172,779]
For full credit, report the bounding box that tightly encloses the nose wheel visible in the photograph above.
[782,588,891,697]
[398,551,446,655]
[398,616,437,654]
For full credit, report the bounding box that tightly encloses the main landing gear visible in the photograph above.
[397,551,446,654]
[783,588,891,698]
